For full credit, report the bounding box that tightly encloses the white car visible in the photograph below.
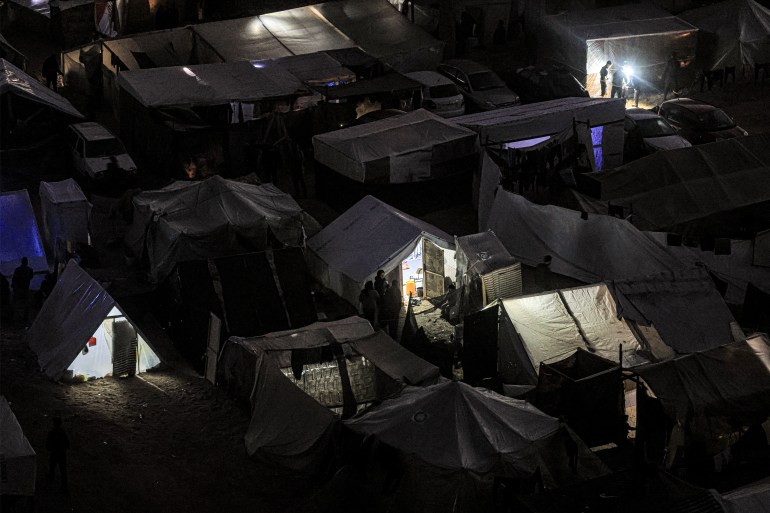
[66,122,137,184]
[405,71,465,118]
[623,108,691,162]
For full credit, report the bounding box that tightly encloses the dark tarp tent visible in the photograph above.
[218,321,440,476]
[38,179,90,259]
[0,396,36,497]
[342,381,609,513]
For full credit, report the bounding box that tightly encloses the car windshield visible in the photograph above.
[469,71,505,91]
[635,117,677,137]
[85,138,126,158]
[697,109,735,130]
[429,83,460,98]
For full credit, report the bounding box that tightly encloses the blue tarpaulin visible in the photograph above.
[0,189,47,277]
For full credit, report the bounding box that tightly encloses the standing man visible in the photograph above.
[47,417,70,492]
[600,60,611,97]
[382,280,403,338]
[11,257,33,324]
[663,52,680,101]
[610,64,625,99]
[42,54,62,91]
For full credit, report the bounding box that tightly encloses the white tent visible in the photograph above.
[125,176,319,282]
[313,109,479,184]
[38,179,90,257]
[0,396,36,496]
[306,195,454,307]
[27,261,161,381]
[0,58,83,118]
[498,283,650,385]
[0,189,48,277]
[485,189,687,284]
[719,476,770,513]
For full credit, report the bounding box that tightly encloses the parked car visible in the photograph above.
[623,108,691,162]
[66,122,137,186]
[437,59,520,112]
[509,65,589,104]
[405,71,465,118]
[656,98,748,145]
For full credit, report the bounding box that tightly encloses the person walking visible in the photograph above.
[662,52,680,101]
[11,257,34,324]
[42,54,62,91]
[600,60,611,97]
[382,280,403,337]
[47,417,70,492]
[359,281,379,328]
[610,64,624,99]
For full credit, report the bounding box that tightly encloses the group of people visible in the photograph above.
[359,270,403,337]
[599,60,638,105]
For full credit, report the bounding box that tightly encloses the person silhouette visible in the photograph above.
[46,417,70,492]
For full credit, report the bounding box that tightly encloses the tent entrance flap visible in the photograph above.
[423,237,445,299]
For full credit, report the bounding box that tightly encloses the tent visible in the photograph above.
[0,58,83,119]
[681,0,770,70]
[306,195,455,307]
[0,396,36,496]
[38,179,90,259]
[541,4,698,98]
[719,476,770,513]
[576,134,770,237]
[0,189,48,278]
[218,321,440,475]
[635,334,770,454]
[497,283,651,386]
[455,230,522,313]
[313,109,479,184]
[343,381,608,513]
[27,261,161,381]
[125,176,319,282]
[0,32,28,71]
[485,189,687,284]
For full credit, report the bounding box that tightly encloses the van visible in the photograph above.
[66,122,137,184]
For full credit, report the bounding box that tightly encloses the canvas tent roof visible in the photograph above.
[117,61,305,108]
[190,17,294,62]
[635,334,770,423]
[268,53,355,85]
[0,189,48,277]
[498,283,649,385]
[455,97,625,144]
[313,109,478,183]
[0,58,83,118]
[485,189,686,284]
[455,230,518,277]
[306,195,453,306]
[0,396,36,496]
[26,261,161,380]
[126,176,318,282]
[220,326,439,474]
[681,0,770,69]
[38,179,90,254]
[102,27,211,71]
[578,134,770,234]
[719,476,770,513]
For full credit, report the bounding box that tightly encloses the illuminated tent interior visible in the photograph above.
[0,189,48,277]
[27,261,161,381]
[218,318,440,475]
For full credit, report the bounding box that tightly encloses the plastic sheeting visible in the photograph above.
[720,476,770,513]
[191,17,294,62]
[485,189,686,284]
[579,134,770,235]
[313,109,479,184]
[0,58,83,118]
[117,61,304,108]
[0,396,36,496]
[499,284,647,385]
[0,189,48,277]
[455,230,518,279]
[126,176,318,282]
[26,261,161,380]
[39,179,90,256]
[219,326,439,474]
[306,195,453,307]
[681,0,770,70]
[611,269,736,354]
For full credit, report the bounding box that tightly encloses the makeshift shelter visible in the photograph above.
[455,230,522,314]
[681,0,770,70]
[485,189,686,284]
[0,59,83,149]
[0,32,27,70]
[306,195,455,307]
[0,396,36,497]
[125,176,319,282]
[635,334,770,457]
[533,349,625,447]
[38,179,90,259]
[496,283,651,386]
[719,476,770,513]
[0,189,47,278]
[27,261,161,381]
[541,4,698,98]
[6,0,94,48]
[343,381,609,513]
[218,324,440,475]
[576,134,770,238]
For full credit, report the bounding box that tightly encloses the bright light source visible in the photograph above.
[623,64,634,78]
[251,61,265,69]
[182,67,196,77]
